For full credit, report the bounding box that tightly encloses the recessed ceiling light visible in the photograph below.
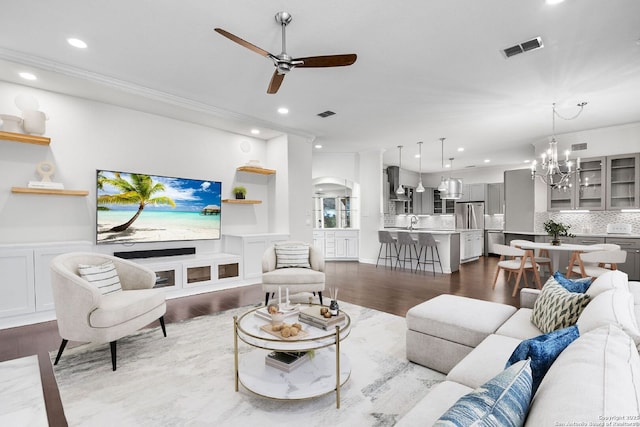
[484,159,491,163]
[67,38,87,49]
[414,154,421,158]
[250,129,260,135]
[315,144,323,149]
[457,147,464,152]
[277,107,289,115]
[546,0,564,4]
[19,72,37,81]
[524,160,531,163]
[445,164,451,168]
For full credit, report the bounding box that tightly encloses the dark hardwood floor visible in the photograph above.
[0,256,531,427]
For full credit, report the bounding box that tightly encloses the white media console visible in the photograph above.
[0,240,249,329]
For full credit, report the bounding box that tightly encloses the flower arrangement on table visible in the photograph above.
[543,220,575,246]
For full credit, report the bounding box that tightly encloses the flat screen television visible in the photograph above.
[96,170,222,244]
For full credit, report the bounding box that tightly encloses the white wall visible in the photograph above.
[358,150,384,263]
[312,152,358,182]
[0,81,280,250]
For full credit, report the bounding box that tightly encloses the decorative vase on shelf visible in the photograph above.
[551,238,561,246]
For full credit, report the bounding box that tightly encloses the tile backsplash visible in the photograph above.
[535,211,640,234]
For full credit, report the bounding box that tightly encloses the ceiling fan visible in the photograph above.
[214,12,357,94]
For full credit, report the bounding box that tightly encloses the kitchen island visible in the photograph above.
[383,228,461,273]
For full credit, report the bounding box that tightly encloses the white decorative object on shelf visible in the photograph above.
[28,161,64,189]
[15,94,47,135]
[0,114,23,133]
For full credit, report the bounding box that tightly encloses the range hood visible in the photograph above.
[387,166,409,201]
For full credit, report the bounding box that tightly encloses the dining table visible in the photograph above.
[512,241,605,275]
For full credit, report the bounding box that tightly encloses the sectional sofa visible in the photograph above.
[400,270,640,425]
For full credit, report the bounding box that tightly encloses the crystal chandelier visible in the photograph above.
[531,102,587,190]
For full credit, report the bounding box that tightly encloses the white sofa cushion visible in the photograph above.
[577,288,640,345]
[396,381,472,427]
[406,295,517,348]
[447,334,522,389]
[495,308,543,340]
[525,324,640,426]
[90,289,165,328]
[586,270,629,298]
[262,267,325,285]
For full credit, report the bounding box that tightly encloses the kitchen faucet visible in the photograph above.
[409,215,419,231]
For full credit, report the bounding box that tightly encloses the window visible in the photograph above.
[317,196,351,228]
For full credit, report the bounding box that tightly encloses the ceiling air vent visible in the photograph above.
[502,37,543,58]
[317,110,336,118]
[571,143,588,151]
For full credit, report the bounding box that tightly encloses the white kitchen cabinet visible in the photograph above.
[459,230,483,263]
[486,183,504,215]
[315,229,359,260]
[312,231,325,255]
[224,234,289,281]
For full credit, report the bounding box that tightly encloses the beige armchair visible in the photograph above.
[262,241,325,306]
[50,252,167,371]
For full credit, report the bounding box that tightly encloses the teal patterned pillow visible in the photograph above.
[531,282,591,333]
[435,359,533,427]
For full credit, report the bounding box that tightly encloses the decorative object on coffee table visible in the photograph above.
[232,185,247,200]
[543,220,574,246]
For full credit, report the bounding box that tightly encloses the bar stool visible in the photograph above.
[396,231,419,270]
[415,233,442,275]
[376,230,398,269]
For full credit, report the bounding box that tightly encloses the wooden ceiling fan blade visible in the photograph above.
[214,28,272,58]
[267,71,285,94]
[295,54,357,68]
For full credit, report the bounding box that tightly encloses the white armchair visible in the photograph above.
[262,241,325,306]
[50,252,167,371]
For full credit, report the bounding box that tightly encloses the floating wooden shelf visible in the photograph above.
[11,187,89,196]
[236,166,276,175]
[222,199,262,204]
[0,131,51,146]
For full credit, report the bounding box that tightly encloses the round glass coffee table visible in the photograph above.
[233,304,351,408]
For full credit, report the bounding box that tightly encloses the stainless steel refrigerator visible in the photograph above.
[455,202,485,230]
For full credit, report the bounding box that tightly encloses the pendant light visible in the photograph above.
[396,145,405,195]
[437,138,448,192]
[416,141,425,192]
[444,158,463,199]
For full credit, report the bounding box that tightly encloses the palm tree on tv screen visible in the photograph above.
[98,173,176,232]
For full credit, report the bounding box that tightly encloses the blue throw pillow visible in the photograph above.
[435,359,532,427]
[505,325,579,394]
[553,271,592,293]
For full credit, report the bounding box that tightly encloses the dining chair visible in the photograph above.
[565,243,621,278]
[568,250,627,278]
[510,239,553,277]
[492,244,542,297]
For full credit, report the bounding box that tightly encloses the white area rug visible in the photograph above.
[51,302,444,426]
[0,355,48,426]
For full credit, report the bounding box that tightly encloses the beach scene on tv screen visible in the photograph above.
[97,171,221,244]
